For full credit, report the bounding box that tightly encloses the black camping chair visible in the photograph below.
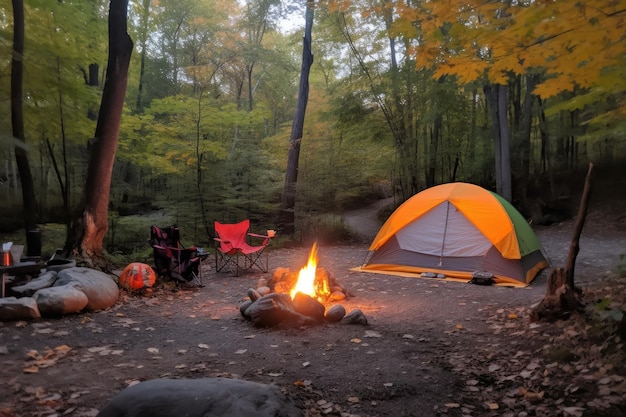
[150,225,208,287]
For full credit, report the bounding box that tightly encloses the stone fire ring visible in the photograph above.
[239,267,368,328]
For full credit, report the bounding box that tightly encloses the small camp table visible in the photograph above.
[0,261,44,297]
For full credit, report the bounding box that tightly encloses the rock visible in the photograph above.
[256,286,271,296]
[53,267,119,311]
[10,271,58,297]
[96,377,303,417]
[273,281,291,294]
[270,267,290,285]
[325,304,346,323]
[239,299,253,319]
[0,297,41,321]
[328,290,346,301]
[34,285,89,316]
[342,308,368,325]
[248,288,261,301]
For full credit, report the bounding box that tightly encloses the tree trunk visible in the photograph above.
[279,1,314,235]
[135,0,150,113]
[66,0,133,268]
[485,83,512,201]
[11,0,41,257]
[497,84,512,202]
[517,75,536,206]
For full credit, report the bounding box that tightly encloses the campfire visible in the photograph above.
[239,243,367,328]
[289,242,330,301]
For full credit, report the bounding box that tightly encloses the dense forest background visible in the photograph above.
[1,0,624,261]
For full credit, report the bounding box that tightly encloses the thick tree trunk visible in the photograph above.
[135,0,150,113]
[485,83,512,201]
[497,84,512,201]
[66,0,133,268]
[530,163,593,322]
[11,0,41,257]
[279,1,314,235]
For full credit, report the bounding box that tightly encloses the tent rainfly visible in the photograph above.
[358,183,550,287]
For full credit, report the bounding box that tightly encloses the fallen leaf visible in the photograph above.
[347,396,360,403]
[561,406,585,417]
[487,402,499,409]
[22,365,39,373]
[350,338,361,343]
[445,403,461,408]
[147,348,159,354]
[519,387,544,402]
[456,324,464,330]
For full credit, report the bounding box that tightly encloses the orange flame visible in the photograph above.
[290,242,329,300]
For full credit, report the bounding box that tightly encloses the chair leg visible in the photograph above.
[243,250,268,273]
[215,251,240,276]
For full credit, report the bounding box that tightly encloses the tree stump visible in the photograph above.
[530,267,583,322]
[530,162,593,322]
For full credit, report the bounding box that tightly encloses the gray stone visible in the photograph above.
[247,287,261,301]
[256,286,272,296]
[0,296,41,321]
[325,304,346,323]
[239,299,253,319]
[97,377,303,417]
[34,285,89,316]
[10,271,58,297]
[342,308,368,325]
[53,267,119,311]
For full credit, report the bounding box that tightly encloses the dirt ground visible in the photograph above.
[1,193,625,417]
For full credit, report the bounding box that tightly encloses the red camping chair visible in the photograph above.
[214,220,274,276]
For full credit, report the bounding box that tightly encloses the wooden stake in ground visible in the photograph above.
[530,163,594,322]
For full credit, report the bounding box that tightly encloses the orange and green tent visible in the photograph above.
[358,183,550,286]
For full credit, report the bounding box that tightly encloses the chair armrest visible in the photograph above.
[247,233,272,239]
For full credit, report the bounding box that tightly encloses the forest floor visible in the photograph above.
[1,189,626,417]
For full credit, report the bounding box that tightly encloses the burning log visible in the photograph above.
[243,293,318,328]
[291,293,325,321]
[267,267,348,302]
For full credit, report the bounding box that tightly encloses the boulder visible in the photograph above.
[325,304,346,323]
[10,270,58,297]
[53,267,119,311]
[0,297,41,321]
[342,308,368,325]
[97,378,303,417]
[34,285,89,316]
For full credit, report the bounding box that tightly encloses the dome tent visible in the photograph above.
[358,183,549,286]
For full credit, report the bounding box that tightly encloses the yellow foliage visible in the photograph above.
[393,0,626,98]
